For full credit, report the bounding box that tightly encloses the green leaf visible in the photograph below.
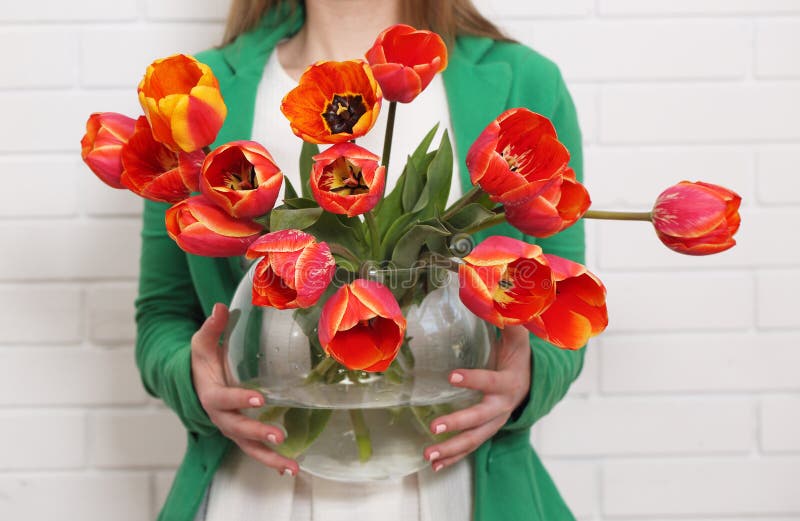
[283,176,298,200]
[409,123,440,171]
[374,168,406,238]
[391,222,449,268]
[299,141,320,199]
[401,155,424,212]
[283,197,318,209]
[445,202,497,232]
[269,206,323,231]
[280,408,332,458]
[379,210,421,259]
[413,130,453,219]
[307,212,368,258]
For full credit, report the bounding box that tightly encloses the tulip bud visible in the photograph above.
[310,143,385,217]
[81,112,137,189]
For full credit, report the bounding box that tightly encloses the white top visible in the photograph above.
[197,49,471,521]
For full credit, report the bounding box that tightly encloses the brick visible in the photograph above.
[0,220,140,281]
[0,29,77,88]
[584,145,754,209]
[0,412,85,469]
[506,20,748,81]
[0,285,81,344]
[0,92,139,153]
[87,283,137,345]
[477,0,593,18]
[600,84,800,143]
[154,470,178,519]
[82,169,144,216]
[0,157,79,218]
[757,20,800,78]
[145,0,230,20]
[0,348,147,405]
[757,145,800,204]
[538,397,754,456]
[596,208,796,270]
[599,0,800,15]
[600,271,753,332]
[601,332,800,393]
[89,410,185,467]
[761,395,800,452]
[758,270,800,328]
[0,473,149,521]
[541,460,597,519]
[0,0,137,21]
[603,458,800,516]
[81,25,224,87]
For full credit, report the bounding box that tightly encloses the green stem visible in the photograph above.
[462,211,507,235]
[305,356,338,384]
[364,211,381,260]
[349,409,373,463]
[381,101,398,174]
[441,186,484,220]
[583,209,653,221]
[328,243,362,266]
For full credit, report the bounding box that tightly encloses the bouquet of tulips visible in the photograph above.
[81,24,741,464]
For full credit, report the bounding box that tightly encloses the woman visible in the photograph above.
[135,1,586,519]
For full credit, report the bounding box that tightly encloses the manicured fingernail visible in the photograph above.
[284,467,295,477]
[434,424,446,434]
[450,373,464,384]
[428,450,440,461]
[267,433,278,444]
[249,397,262,407]
[434,463,444,472]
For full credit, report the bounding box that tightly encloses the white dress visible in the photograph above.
[196,49,472,521]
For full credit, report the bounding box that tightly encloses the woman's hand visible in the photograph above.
[423,325,531,471]
[191,303,299,476]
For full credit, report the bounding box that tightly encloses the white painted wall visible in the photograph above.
[1,0,797,519]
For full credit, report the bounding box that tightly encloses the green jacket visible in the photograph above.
[136,6,585,521]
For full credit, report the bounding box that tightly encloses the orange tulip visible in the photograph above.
[120,116,204,203]
[200,140,283,219]
[458,236,555,328]
[310,143,385,217]
[165,195,263,257]
[318,280,407,372]
[524,255,607,350]
[245,230,336,309]
[365,24,447,103]
[281,60,382,144]
[81,112,136,189]
[138,54,227,153]
[502,167,591,238]
[651,181,741,255]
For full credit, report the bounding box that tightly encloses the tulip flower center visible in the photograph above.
[493,270,517,305]
[322,94,367,134]
[323,158,370,195]
[225,164,257,191]
[501,145,530,174]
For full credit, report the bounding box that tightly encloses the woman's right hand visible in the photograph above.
[191,302,299,476]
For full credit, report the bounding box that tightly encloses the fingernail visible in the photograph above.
[211,303,220,319]
[434,424,446,434]
[267,433,278,444]
[428,450,440,461]
[433,463,444,472]
[284,467,295,477]
[450,373,464,384]
[249,396,262,407]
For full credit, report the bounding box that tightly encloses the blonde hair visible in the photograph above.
[221,0,510,47]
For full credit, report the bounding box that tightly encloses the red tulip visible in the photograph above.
[245,230,335,309]
[458,236,555,328]
[651,181,741,255]
[318,280,407,372]
[138,54,227,153]
[165,195,263,257]
[310,143,385,217]
[365,24,448,103]
[200,141,283,219]
[80,112,136,189]
[120,117,204,203]
[502,167,591,238]
[466,108,570,200]
[524,255,607,350]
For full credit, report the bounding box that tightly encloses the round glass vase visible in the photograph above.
[222,262,492,482]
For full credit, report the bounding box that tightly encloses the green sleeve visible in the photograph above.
[135,200,218,436]
[502,68,587,432]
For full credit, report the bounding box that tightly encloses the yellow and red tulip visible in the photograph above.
[310,143,385,217]
[200,140,283,219]
[281,60,382,144]
[503,167,591,238]
[318,280,407,372]
[458,236,555,328]
[245,230,336,309]
[120,116,204,203]
[81,112,136,189]
[165,195,263,257]
[138,53,227,153]
[365,24,448,103]
[524,254,607,350]
[651,181,741,255]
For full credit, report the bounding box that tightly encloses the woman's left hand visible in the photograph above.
[423,325,531,471]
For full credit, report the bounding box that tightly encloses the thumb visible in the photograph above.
[194,303,230,349]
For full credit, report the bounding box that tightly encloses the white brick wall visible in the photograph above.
[0,1,796,520]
